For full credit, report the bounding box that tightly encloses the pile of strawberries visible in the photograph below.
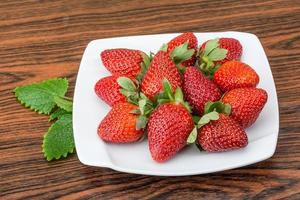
[95,32,268,163]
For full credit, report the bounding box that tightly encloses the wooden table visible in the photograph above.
[1,0,299,199]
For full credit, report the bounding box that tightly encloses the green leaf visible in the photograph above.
[49,108,70,121]
[117,77,136,92]
[162,78,174,101]
[138,99,147,115]
[127,95,139,105]
[174,88,184,103]
[197,111,219,128]
[14,78,68,114]
[136,115,148,130]
[142,53,151,68]
[223,103,232,115]
[187,126,198,144]
[143,104,154,115]
[130,109,141,115]
[53,96,73,112]
[204,101,214,114]
[43,114,75,161]
[204,101,231,115]
[204,38,219,56]
[137,53,151,83]
[120,89,137,97]
[208,48,228,61]
[171,42,195,64]
[157,98,170,105]
[140,92,149,101]
[160,44,168,52]
[193,116,201,124]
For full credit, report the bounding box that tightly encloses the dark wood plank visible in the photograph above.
[0,0,299,199]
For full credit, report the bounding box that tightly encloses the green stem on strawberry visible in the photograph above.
[136,52,153,83]
[156,78,192,113]
[160,42,195,74]
[198,38,228,78]
[117,77,154,131]
[187,101,231,144]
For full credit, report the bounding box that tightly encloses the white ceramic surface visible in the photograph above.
[73,32,279,176]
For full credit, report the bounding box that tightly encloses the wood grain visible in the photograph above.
[1,0,300,199]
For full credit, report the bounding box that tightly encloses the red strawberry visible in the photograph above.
[98,102,144,143]
[199,38,242,77]
[166,32,198,67]
[141,51,182,100]
[213,61,259,92]
[198,114,248,152]
[183,67,222,115]
[222,88,268,128]
[148,103,194,162]
[147,79,194,162]
[100,48,148,77]
[94,75,127,106]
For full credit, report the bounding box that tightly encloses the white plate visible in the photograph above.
[73,32,279,176]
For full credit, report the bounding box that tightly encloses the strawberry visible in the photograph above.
[147,79,194,162]
[213,61,259,92]
[100,48,150,77]
[222,88,268,128]
[166,32,198,67]
[197,114,248,152]
[198,38,242,77]
[183,67,222,115]
[141,51,182,100]
[94,75,127,106]
[98,102,144,143]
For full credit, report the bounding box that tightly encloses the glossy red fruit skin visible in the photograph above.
[213,61,259,92]
[222,88,268,128]
[167,32,198,67]
[148,103,194,162]
[100,48,144,77]
[183,67,222,115]
[141,51,182,100]
[201,38,242,65]
[98,102,143,143]
[94,75,127,106]
[198,114,248,152]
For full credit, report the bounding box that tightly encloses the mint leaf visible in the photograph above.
[43,114,75,161]
[49,108,70,121]
[53,96,73,112]
[14,78,68,114]
[208,48,228,61]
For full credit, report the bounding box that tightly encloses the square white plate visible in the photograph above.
[73,32,279,176]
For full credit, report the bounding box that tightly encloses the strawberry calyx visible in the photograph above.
[136,52,153,83]
[155,78,191,113]
[117,77,140,105]
[161,42,195,73]
[198,38,228,78]
[186,101,231,144]
[117,77,154,130]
